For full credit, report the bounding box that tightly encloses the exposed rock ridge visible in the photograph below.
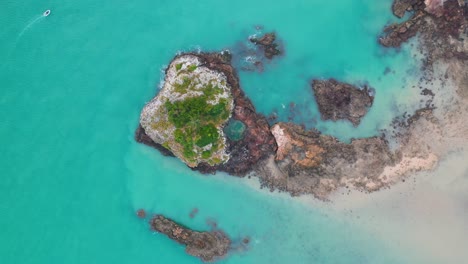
[311,79,375,126]
[380,0,467,65]
[249,32,282,59]
[150,215,231,262]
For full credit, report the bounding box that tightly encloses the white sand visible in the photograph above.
[322,149,468,263]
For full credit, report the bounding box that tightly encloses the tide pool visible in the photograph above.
[1,0,424,263]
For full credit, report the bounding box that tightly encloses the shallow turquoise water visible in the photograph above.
[1,0,421,263]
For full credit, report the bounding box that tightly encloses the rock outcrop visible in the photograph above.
[150,215,231,262]
[392,0,425,18]
[136,52,277,176]
[311,79,374,126]
[254,123,398,198]
[139,54,234,167]
[249,32,282,59]
[379,0,467,65]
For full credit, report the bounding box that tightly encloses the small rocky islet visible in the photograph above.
[136,1,467,261]
[311,79,374,126]
[149,215,231,262]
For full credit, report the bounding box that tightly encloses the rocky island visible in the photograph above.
[312,79,374,126]
[137,52,276,176]
[150,215,231,262]
[139,55,234,167]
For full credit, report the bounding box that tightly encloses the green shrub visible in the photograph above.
[203,83,223,99]
[188,64,197,72]
[173,77,192,93]
[165,93,230,161]
[196,124,219,147]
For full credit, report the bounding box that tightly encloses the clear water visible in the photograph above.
[1,0,423,263]
[224,120,246,141]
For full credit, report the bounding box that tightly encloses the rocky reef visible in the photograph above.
[249,32,282,59]
[311,79,374,126]
[380,0,466,64]
[150,215,231,262]
[255,122,399,198]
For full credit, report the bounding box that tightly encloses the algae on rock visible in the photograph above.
[140,54,234,167]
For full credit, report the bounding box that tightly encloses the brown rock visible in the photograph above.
[150,215,231,262]
[136,209,146,218]
[250,32,282,59]
[311,79,374,126]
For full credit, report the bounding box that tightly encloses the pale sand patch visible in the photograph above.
[378,154,439,184]
[324,150,468,264]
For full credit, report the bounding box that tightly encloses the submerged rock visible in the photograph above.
[249,32,282,59]
[150,215,231,262]
[311,79,374,126]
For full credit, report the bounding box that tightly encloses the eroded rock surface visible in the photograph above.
[249,32,282,59]
[255,123,398,198]
[380,0,467,64]
[392,0,425,18]
[150,215,230,262]
[312,79,374,126]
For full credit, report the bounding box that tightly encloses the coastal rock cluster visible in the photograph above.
[150,215,231,262]
[232,32,283,72]
[380,0,467,64]
[136,1,468,259]
[255,107,447,199]
[312,79,374,126]
[136,1,467,200]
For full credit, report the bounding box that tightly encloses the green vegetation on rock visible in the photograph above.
[140,55,233,167]
[165,90,230,163]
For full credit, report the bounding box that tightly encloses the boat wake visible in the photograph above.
[2,10,51,69]
[17,15,44,39]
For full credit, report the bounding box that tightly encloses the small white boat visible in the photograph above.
[43,10,51,17]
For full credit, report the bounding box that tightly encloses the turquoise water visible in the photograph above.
[1,0,422,263]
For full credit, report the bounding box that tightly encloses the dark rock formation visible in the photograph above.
[379,10,426,48]
[150,215,230,262]
[135,52,277,176]
[254,122,399,198]
[249,32,282,59]
[380,0,467,64]
[311,79,374,126]
[194,52,278,175]
[136,209,146,218]
[392,0,425,18]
